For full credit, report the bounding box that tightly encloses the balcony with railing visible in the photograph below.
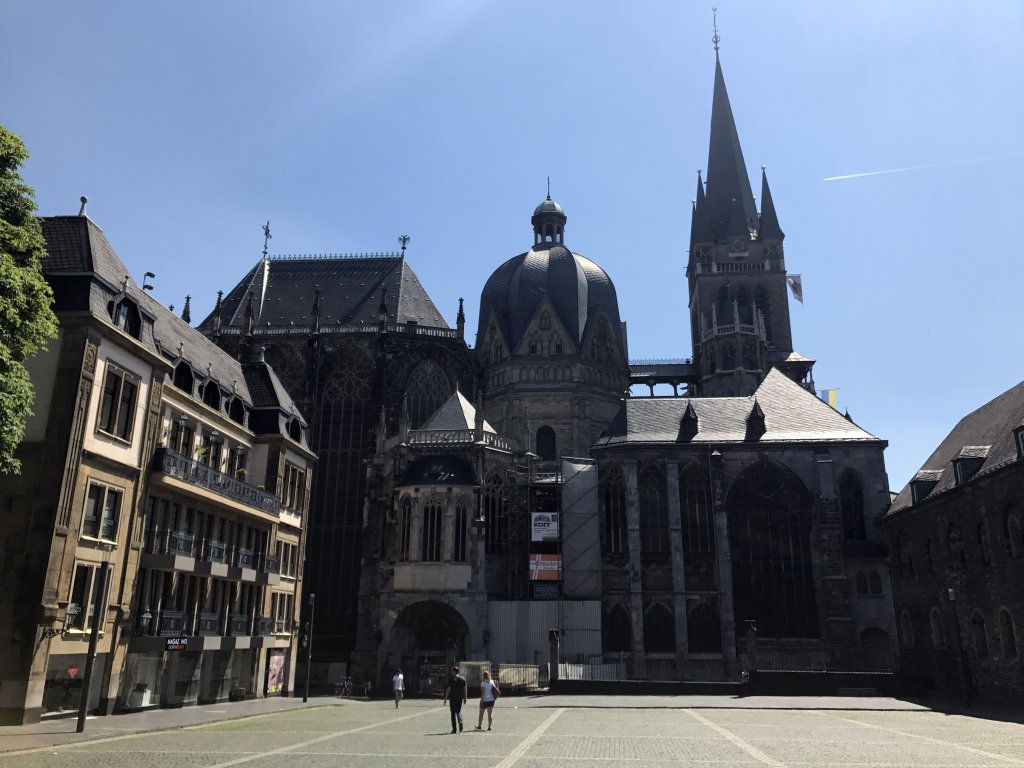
[407,429,515,451]
[154,447,280,516]
[228,614,251,636]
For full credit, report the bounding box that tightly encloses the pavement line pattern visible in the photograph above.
[814,711,1024,766]
[204,708,435,768]
[491,707,565,768]
[684,708,789,767]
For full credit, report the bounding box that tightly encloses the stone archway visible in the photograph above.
[390,601,470,694]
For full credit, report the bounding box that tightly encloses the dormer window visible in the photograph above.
[173,362,194,394]
[953,446,989,486]
[287,418,302,442]
[202,382,222,410]
[1016,427,1024,459]
[910,470,942,504]
[228,397,246,425]
[109,299,141,338]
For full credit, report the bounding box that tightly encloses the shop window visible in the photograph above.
[96,363,139,442]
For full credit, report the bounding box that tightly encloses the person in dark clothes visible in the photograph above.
[442,665,467,733]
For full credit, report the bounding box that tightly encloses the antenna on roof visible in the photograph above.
[712,7,721,52]
[398,235,410,256]
[262,221,272,261]
[78,196,88,216]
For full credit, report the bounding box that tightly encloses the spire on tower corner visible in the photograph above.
[181,295,192,324]
[758,166,784,240]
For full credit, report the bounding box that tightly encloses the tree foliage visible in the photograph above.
[0,124,59,475]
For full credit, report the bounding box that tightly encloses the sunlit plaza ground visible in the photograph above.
[3,697,1024,768]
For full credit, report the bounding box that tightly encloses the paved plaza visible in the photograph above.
[3,697,1024,767]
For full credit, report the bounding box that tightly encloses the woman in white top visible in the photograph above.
[475,670,500,730]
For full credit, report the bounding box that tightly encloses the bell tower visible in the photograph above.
[687,48,812,397]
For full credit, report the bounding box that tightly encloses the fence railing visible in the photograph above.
[558,655,732,682]
[493,663,547,691]
[751,640,897,673]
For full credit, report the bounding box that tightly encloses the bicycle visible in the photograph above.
[334,676,352,697]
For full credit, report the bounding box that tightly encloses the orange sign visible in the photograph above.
[529,554,562,581]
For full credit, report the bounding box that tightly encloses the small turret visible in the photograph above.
[758,167,784,241]
[181,295,192,324]
[456,297,465,339]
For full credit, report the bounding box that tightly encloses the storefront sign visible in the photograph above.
[528,553,562,581]
[531,512,559,542]
[165,637,189,651]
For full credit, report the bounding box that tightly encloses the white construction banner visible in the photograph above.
[531,512,559,541]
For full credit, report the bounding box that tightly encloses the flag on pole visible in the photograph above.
[786,274,804,304]
[827,388,837,408]
[817,388,838,408]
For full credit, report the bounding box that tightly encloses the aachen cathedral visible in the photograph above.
[198,46,895,689]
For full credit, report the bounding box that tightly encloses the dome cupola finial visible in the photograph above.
[531,179,567,246]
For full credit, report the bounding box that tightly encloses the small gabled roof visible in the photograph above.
[888,378,1024,515]
[420,390,496,434]
[596,368,881,447]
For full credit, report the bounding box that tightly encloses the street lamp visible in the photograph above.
[41,604,81,640]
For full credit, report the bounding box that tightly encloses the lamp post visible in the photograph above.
[77,548,111,732]
[947,587,972,711]
[302,593,315,703]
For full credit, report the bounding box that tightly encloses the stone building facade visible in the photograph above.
[882,380,1024,704]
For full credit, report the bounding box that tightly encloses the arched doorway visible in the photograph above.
[727,460,818,638]
[536,426,556,461]
[390,601,469,694]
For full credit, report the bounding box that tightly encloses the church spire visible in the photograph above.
[705,55,758,239]
[758,166,784,240]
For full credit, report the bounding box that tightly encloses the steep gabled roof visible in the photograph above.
[421,390,496,434]
[596,368,881,446]
[199,255,448,331]
[888,379,1024,515]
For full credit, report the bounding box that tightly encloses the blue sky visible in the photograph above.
[5,1,1023,491]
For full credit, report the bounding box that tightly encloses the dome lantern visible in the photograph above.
[531,195,566,245]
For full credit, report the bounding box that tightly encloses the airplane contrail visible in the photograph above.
[823,154,1022,182]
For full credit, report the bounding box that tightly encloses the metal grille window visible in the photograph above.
[82,483,122,541]
[97,364,139,441]
[453,502,468,562]
[421,501,443,561]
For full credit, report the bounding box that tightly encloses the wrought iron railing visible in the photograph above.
[256,616,274,636]
[201,539,227,563]
[407,429,515,451]
[195,613,220,636]
[228,614,250,636]
[158,610,185,636]
[234,547,255,569]
[154,447,280,516]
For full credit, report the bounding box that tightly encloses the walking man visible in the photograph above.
[392,668,404,709]
[442,665,467,733]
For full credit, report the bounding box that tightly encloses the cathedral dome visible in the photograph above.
[477,199,624,354]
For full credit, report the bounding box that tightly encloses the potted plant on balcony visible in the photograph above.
[196,446,208,460]
[235,467,247,481]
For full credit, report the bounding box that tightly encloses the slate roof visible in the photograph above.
[888,379,1024,515]
[420,390,496,433]
[595,368,881,447]
[477,242,624,351]
[198,255,449,331]
[40,216,305,426]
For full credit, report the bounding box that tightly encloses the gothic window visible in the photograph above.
[717,286,733,324]
[536,426,556,462]
[398,498,412,561]
[947,524,965,570]
[736,287,752,324]
[721,343,735,370]
[754,286,772,343]
[643,603,675,653]
[897,530,916,579]
[1005,507,1023,558]
[540,313,551,330]
[453,501,468,562]
[603,604,631,653]
[600,465,627,557]
[741,341,755,370]
[484,472,509,555]
[868,570,883,595]
[855,571,868,595]
[421,500,443,562]
[406,360,451,429]
[1000,609,1018,658]
[971,611,989,657]
[553,334,563,355]
[977,523,991,565]
[173,362,194,394]
[926,539,935,574]
[899,610,915,650]
[681,464,714,557]
[687,603,722,653]
[930,608,946,649]
[638,464,669,557]
[727,460,818,638]
[707,345,717,374]
[839,470,866,540]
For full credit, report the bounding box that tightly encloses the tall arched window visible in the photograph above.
[947,524,965,570]
[977,522,991,565]
[600,464,627,556]
[897,530,916,580]
[839,470,866,540]
[398,498,412,561]
[687,603,721,653]
[536,426,556,462]
[930,609,946,649]
[716,286,732,325]
[728,460,818,638]
[405,360,451,429]
[643,603,675,653]
[1005,507,1023,558]
[899,610,915,649]
[484,471,509,555]
[1000,609,1018,658]
[453,502,468,562]
[736,287,752,324]
[421,500,443,562]
[681,464,714,557]
[972,611,989,657]
[855,571,868,595]
[603,604,631,653]
[638,465,669,557]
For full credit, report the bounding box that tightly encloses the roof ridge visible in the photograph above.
[269,252,402,261]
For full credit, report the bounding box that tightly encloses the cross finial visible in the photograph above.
[712,7,721,52]
[546,176,551,200]
[398,235,410,255]
[262,221,272,260]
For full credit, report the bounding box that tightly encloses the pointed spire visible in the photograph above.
[746,398,766,440]
[725,197,750,241]
[375,405,387,454]
[399,395,410,444]
[758,166,784,240]
[181,295,192,324]
[212,290,223,335]
[690,170,714,251]
[309,286,321,335]
[705,55,757,239]
[679,401,699,442]
[456,297,465,339]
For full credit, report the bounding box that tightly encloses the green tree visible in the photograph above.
[0,125,59,474]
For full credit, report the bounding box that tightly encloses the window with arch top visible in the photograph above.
[839,470,866,540]
[638,464,669,557]
[536,426,556,462]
